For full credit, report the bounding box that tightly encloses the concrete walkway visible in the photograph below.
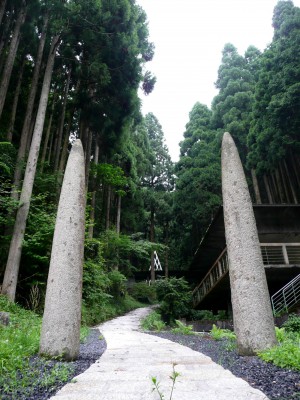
[51,307,269,400]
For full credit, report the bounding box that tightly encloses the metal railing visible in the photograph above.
[271,274,300,315]
[193,243,300,308]
[261,243,300,265]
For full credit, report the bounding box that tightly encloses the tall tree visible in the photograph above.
[211,43,260,160]
[247,0,300,203]
[0,0,27,118]
[11,10,49,200]
[2,33,61,301]
[173,103,222,268]
[142,113,173,281]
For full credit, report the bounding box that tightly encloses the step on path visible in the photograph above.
[51,307,269,400]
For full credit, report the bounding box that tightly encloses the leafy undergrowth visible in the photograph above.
[210,324,236,341]
[171,320,194,335]
[0,295,79,398]
[0,295,41,393]
[0,294,142,398]
[258,326,300,371]
[82,295,146,326]
[141,311,166,331]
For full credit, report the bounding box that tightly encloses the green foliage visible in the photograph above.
[82,258,144,326]
[210,325,236,341]
[37,363,74,389]
[99,230,164,275]
[86,295,144,326]
[129,282,157,304]
[282,314,300,333]
[82,236,147,326]
[0,295,91,397]
[94,163,127,190]
[0,142,16,176]
[258,333,300,371]
[80,325,90,343]
[173,103,222,268]
[107,270,127,298]
[188,309,215,321]
[187,309,228,321]
[171,320,194,335]
[275,327,286,343]
[155,278,192,324]
[0,295,41,394]
[215,310,228,320]
[82,260,112,306]
[247,1,300,172]
[141,311,166,332]
[22,193,56,282]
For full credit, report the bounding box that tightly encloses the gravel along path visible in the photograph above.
[150,332,300,400]
[2,326,300,399]
[0,329,106,400]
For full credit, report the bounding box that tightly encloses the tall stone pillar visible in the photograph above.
[39,140,86,360]
[221,132,277,355]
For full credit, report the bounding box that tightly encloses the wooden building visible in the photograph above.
[190,205,300,312]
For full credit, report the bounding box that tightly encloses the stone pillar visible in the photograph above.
[39,140,86,360]
[221,132,277,355]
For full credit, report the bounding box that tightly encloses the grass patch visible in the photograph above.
[0,295,41,394]
[0,295,91,398]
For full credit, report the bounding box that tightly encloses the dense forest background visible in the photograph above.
[0,0,299,317]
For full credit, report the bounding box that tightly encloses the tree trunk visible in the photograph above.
[0,2,27,119]
[275,168,284,203]
[7,57,25,142]
[85,129,92,189]
[88,142,99,239]
[47,127,58,165]
[0,11,12,64]
[150,209,155,283]
[263,174,273,204]
[251,169,262,204]
[164,221,169,279]
[279,161,290,203]
[0,0,7,26]
[11,13,49,200]
[40,95,56,172]
[105,185,111,230]
[57,113,75,175]
[270,172,278,203]
[290,151,300,188]
[1,34,60,302]
[57,80,80,177]
[283,159,298,204]
[116,195,121,235]
[26,113,37,152]
[54,67,71,172]
[150,251,155,283]
[80,123,89,154]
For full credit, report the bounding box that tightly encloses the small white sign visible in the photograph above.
[149,251,162,271]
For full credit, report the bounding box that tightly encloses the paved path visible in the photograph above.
[51,307,269,400]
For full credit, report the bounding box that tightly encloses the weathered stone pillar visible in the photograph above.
[221,132,277,355]
[39,140,86,360]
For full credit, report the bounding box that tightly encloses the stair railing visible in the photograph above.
[271,274,300,315]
